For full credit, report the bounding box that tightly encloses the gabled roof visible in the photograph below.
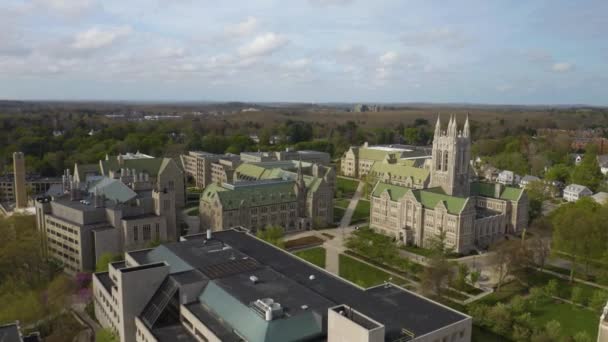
[371,182,468,214]
[100,157,166,176]
[88,178,137,203]
[564,184,592,194]
[201,182,297,210]
[370,161,429,183]
[235,164,325,193]
[470,182,524,201]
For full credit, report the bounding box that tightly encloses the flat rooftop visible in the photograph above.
[0,323,20,342]
[184,230,469,340]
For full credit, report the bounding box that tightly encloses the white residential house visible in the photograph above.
[597,155,608,175]
[519,175,541,188]
[497,170,519,185]
[563,184,593,202]
[592,192,608,205]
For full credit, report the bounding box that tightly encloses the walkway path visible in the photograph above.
[339,181,364,228]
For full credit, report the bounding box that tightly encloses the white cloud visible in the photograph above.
[552,62,574,72]
[71,26,132,50]
[238,32,289,58]
[159,47,186,58]
[379,51,398,66]
[226,17,259,37]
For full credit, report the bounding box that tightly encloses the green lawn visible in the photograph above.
[339,254,407,288]
[334,198,351,208]
[294,247,326,268]
[333,207,345,223]
[532,301,599,340]
[351,199,370,223]
[401,245,435,257]
[337,177,359,196]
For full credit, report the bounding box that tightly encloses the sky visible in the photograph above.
[0,0,606,105]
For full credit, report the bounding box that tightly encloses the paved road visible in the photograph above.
[339,181,364,228]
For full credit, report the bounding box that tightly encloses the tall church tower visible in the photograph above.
[430,115,471,197]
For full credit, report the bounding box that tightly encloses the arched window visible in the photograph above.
[443,151,449,171]
[436,150,442,170]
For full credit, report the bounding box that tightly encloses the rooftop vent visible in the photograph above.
[301,305,309,310]
[249,275,259,284]
[251,298,284,321]
[309,275,315,281]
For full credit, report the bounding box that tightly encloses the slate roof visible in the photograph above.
[371,183,468,214]
[200,181,297,210]
[370,161,430,183]
[100,157,173,177]
[235,164,324,193]
[470,182,524,201]
[88,177,137,203]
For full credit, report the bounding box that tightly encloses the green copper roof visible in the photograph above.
[235,164,325,193]
[470,182,523,201]
[358,148,395,161]
[200,281,324,342]
[201,182,297,210]
[100,157,166,176]
[371,182,468,214]
[370,162,430,183]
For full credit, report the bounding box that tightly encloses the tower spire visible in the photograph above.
[463,114,470,138]
[434,115,441,137]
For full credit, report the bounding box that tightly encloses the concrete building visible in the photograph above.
[200,162,334,232]
[35,173,178,274]
[0,174,62,204]
[598,302,608,342]
[369,116,528,254]
[0,322,41,342]
[92,229,472,342]
[180,151,239,189]
[12,152,27,208]
[340,143,431,179]
[563,184,593,202]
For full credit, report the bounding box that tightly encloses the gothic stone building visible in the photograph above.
[200,162,334,232]
[370,116,528,254]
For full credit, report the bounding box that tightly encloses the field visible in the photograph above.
[334,198,351,208]
[336,177,359,196]
[294,247,326,268]
[338,254,407,288]
[333,207,345,223]
[532,301,598,340]
[351,199,370,223]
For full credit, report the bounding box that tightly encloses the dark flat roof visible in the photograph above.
[210,230,468,340]
[152,325,197,342]
[0,323,20,342]
[96,272,113,293]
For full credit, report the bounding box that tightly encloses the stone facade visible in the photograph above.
[200,162,334,232]
[35,174,178,274]
[370,116,528,254]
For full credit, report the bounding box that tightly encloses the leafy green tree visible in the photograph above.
[545,164,571,183]
[528,286,546,309]
[487,303,512,336]
[544,320,561,341]
[510,295,528,314]
[589,290,608,311]
[419,232,455,297]
[512,324,532,342]
[454,263,469,291]
[544,279,559,298]
[570,150,604,191]
[573,331,592,342]
[571,286,586,305]
[552,198,607,281]
[256,225,285,248]
[96,328,119,342]
[96,253,122,272]
[526,180,546,221]
[469,270,481,287]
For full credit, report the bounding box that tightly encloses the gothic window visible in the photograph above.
[133,226,138,242]
[443,151,449,171]
[143,224,151,240]
[436,150,442,170]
